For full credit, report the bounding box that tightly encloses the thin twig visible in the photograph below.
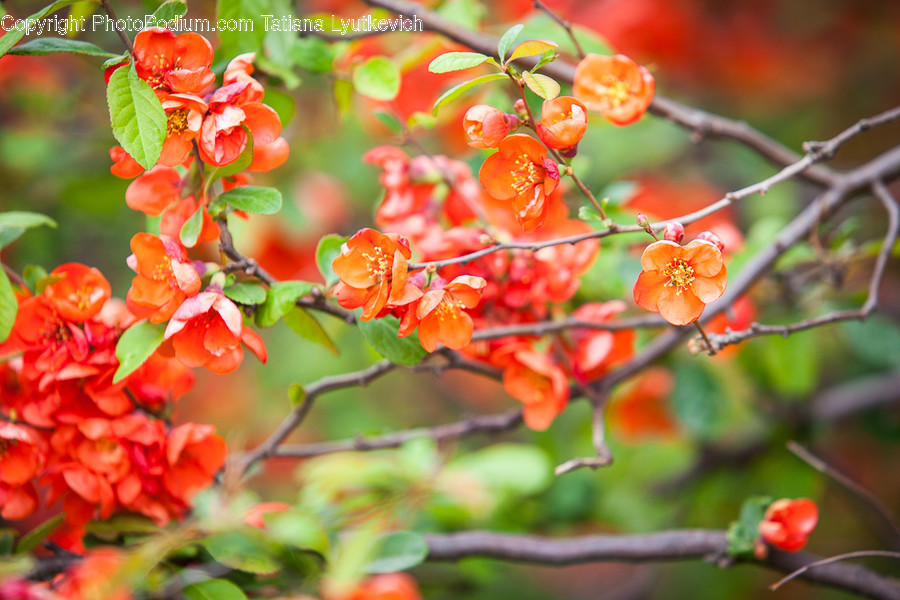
[533,0,585,59]
[787,441,900,549]
[100,0,134,54]
[770,550,900,592]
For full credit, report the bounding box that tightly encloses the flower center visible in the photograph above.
[152,256,175,285]
[601,76,630,107]
[361,245,391,280]
[167,109,190,135]
[663,259,695,294]
[435,298,462,322]
[511,154,543,194]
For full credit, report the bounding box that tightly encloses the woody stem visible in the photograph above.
[693,321,717,356]
[100,0,134,54]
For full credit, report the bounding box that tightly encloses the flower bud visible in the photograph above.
[696,231,725,253]
[463,105,513,149]
[636,213,650,229]
[513,98,528,120]
[663,221,685,243]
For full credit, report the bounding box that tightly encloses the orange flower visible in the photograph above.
[43,263,112,323]
[163,289,267,373]
[325,573,422,600]
[244,501,291,529]
[133,27,214,96]
[500,346,569,431]
[633,239,727,326]
[198,82,282,167]
[163,423,227,504]
[574,53,655,126]
[109,146,143,179]
[536,96,588,154]
[159,93,207,167]
[54,547,131,600]
[401,275,486,352]
[125,166,181,216]
[759,498,818,552]
[608,367,678,442]
[463,104,516,149]
[478,134,560,232]
[569,301,635,382]
[125,233,201,322]
[332,228,422,321]
[0,422,43,487]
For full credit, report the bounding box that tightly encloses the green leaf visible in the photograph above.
[0,211,57,249]
[8,38,115,57]
[216,186,282,215]
[255,281,316,327]
[292,37,336,73]
[521,70,560,100]
[532,49,558,72]
[216,0,267,57]
[183,579,248,600]
[428,51,490,74]
[113,321,166,384]
[315,234,347,288]
[364,531,428,574]
[353,56,401,101]
[107,65,167,170]
[65,1,97,37]
[22,265,47,293]
[726,496,772,558]
[85,514,159,540]
[0,530,15,556]
[15,515,63,555]
[288,383,306,407]
[180,206,205,248]
[0,0,88,58]
[497,24,524,62]
[284,307,339,355]
[357,314,427,366]
[263,510,329,554]
[149,0,188,26]
[201,529,281,574]
[334,78,354,119]
[223,282,267,305]
[374,110,404,135]
[508,40,558,63]
[448,443,552,497]
[670,361,723,438]
[102,54,129,70]
[0,268,16,344]
[432,73,507,116]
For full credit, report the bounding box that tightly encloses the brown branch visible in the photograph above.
[272,407,524,459]
[237,359,399,473]
[705,179,899,351]
[2,261,27,290]
[215,216,356,324]
[424,530,900,599]
[804,105,900,161]
[470,314,665,341]
[532,0,585,59]
[787,441,900,550]
[771,550,900,592]
[100,0,134,54]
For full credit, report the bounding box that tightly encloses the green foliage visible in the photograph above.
[113,321,166,384]
[180,206,205,248]
[106,65,167,171]
[364,531,428,574]
[255,281,317,327]
[0,211,58,250]
[357,314,427,366]
[726,496,772,557]
[216,0,267,57]
[0,268,17,343]
[521,71,560,100]
[316,234,347,287]
[183,578,249,600]
[428,51,491,74]
[0,0,89,58]
[15,515,63,555]
[284,307,339,354]
[224,282,267,306]
[149,0,188,25]
[508,40,558,63]
[8,38,114,57]
[353,56,401,101]
[497,24,524,62]
[670,360,725,438]
[217,186,283,215]
[432,73,508,116]
[201,529,282,574]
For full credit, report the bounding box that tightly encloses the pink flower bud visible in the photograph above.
[463,105,513,149]
[696,231,725,253]
[636,213,650,228]
[663,221,685,243]
[513,98,528,120]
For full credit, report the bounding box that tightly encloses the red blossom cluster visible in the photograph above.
[109,28,289,241]
[0,263,226,553]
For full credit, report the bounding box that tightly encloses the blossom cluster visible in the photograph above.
[0,263,226,552]
[109,27,289,241]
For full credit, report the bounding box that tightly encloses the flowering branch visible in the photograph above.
[423,530,900,599]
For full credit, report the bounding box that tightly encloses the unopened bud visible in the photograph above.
[696,231,725,253]
[513,98,528,120]
[663,221,685,243]
[636,213,650,229]
[753,540,769,561]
